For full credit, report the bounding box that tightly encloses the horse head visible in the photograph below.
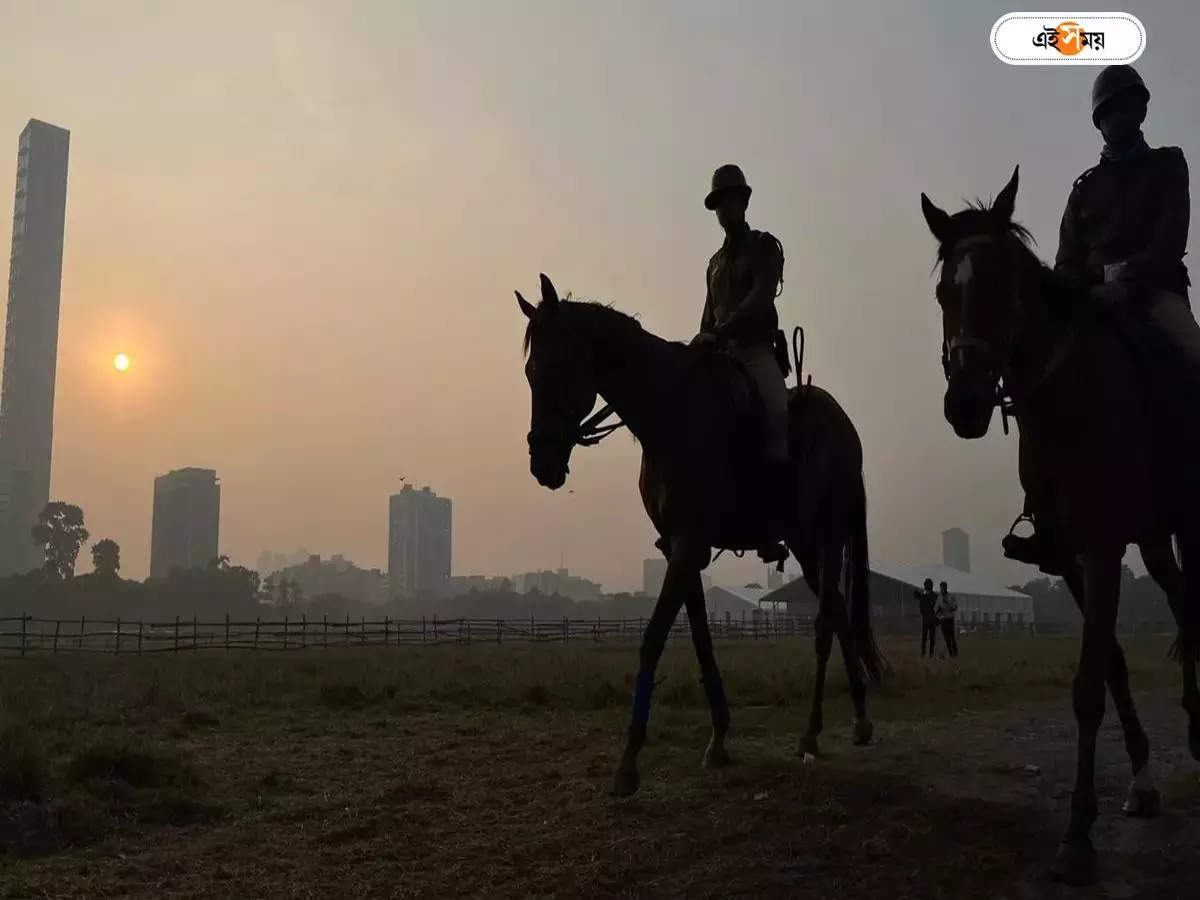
[921,166,1029,439]
[517,274,599,489]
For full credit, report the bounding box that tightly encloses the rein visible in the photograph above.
[576,404,625,446]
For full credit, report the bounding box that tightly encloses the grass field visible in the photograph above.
[2,634,1198,898]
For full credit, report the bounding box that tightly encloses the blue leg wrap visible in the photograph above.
[631,668,655,729]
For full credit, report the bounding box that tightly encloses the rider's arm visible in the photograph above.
[713,236,782,341]
[1053,187,1091,290]
[1122,148,1189,288]
[700,264,716,334]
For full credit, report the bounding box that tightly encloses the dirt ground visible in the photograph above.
[3,643,1199,899]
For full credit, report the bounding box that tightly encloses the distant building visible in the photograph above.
[0,120,70,576]
[150,468,221,578]
[511,568,602,602]
[388,485,452,600]
[942,528,971,572]
[444,574,511,596]
[762,559,1033,629]
[275,553,389,606]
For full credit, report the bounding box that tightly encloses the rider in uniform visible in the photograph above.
[1004,65,1199,571]
[693,164,790,564]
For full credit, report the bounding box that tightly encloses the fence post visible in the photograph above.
[466,620,471,645]
[300,614,307,650]
[193,616,198,652]
[254,617,261,651]
[562,617,568,645]
[78,615,85,649]
[114,617,121,655]
[594,616,599,642]
[497,617,502,645]
[422,615,427,645]
[225,613,230,651]
[20,614,26,657]
[174,616,180,653]
[324,615,329,649]
[433,615,438,643]
[283,616,289,650]
[138,620,144,656]
[530,614,534,642]
[384,616,390,648]
[361,616,366,646]
[53,619,61,654]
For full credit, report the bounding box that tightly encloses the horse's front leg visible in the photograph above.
[1053,549,1120,885]
[611,537,709,797]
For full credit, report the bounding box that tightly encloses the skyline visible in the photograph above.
[3,2,1198,592]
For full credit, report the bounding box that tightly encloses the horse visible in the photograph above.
[920,167,1200,885]
[515,274,884,797]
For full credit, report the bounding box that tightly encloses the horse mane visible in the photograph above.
[522,294,644,357]
[934,200,1036,263]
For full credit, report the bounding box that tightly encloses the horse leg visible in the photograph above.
[795,548,834,759]
[1064,561,1158,818]
[683,589,732,769]
[834,584,873,748]
[611,537,705,797]
[1052,550,1120,885]
[1168,532,1200,761]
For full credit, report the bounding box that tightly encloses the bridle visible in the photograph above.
[938,231,1076,437]
[939,234,1020,434]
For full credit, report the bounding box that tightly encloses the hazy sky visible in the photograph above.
[2,1,1198,591]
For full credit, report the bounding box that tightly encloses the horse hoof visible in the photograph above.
[1122,786,1161,818]
[799,734,819,758]
[853,719,874,746]
[611,767,640,797]
[703,742,733,769]
[1051,841,1098,886]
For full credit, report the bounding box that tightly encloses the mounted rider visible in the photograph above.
[1005,64,1200,572]
[692,164,790,564]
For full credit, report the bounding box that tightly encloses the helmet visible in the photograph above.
[704,164,752,210]
[1091,65,1149,125]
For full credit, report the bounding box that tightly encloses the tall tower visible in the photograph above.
[942,527,971,573]
[149,468,221,578]
[0,120,70,576]
[388,485,452,600]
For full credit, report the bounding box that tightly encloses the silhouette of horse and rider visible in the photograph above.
[516,63,1200,886]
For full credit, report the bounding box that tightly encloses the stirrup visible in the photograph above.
[757,541,789,570]
[1006,513,1034,538]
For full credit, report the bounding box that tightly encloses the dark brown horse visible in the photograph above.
[516,275,883,796]
[921,168,1200,885]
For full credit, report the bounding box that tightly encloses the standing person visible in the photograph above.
[693,164,790,565]
[938,581,959,658]
[915,578,938,657]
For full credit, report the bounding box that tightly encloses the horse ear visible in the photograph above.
[994,166,1019,222]
[921,193,952,243]
[539,273,560,311]
[516,290,537,320]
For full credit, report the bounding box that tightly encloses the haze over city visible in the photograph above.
[3,1,1199,591]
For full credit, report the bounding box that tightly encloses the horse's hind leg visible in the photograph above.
[1064,562,1159,818]
[795,548,833,759]
[1161,533,1200,761]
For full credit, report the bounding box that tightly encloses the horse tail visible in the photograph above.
[1168,536,1200,663]
[848,471,887,683]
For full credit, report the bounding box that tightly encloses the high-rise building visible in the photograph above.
[150,468,221,578]
[942,527,971,573]
[0,120,70,576]
[388,485,451,600]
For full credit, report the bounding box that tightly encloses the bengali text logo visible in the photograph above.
[991,12,1145,65]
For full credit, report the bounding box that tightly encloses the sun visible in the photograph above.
[113,352,130,372]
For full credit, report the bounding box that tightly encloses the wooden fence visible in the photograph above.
[0,613,816,656]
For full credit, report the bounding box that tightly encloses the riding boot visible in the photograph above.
[1002,516,1066,576]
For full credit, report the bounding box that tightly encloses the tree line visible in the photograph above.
[1,502,657,622]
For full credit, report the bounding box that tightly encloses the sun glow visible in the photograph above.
[113,352,130,372]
